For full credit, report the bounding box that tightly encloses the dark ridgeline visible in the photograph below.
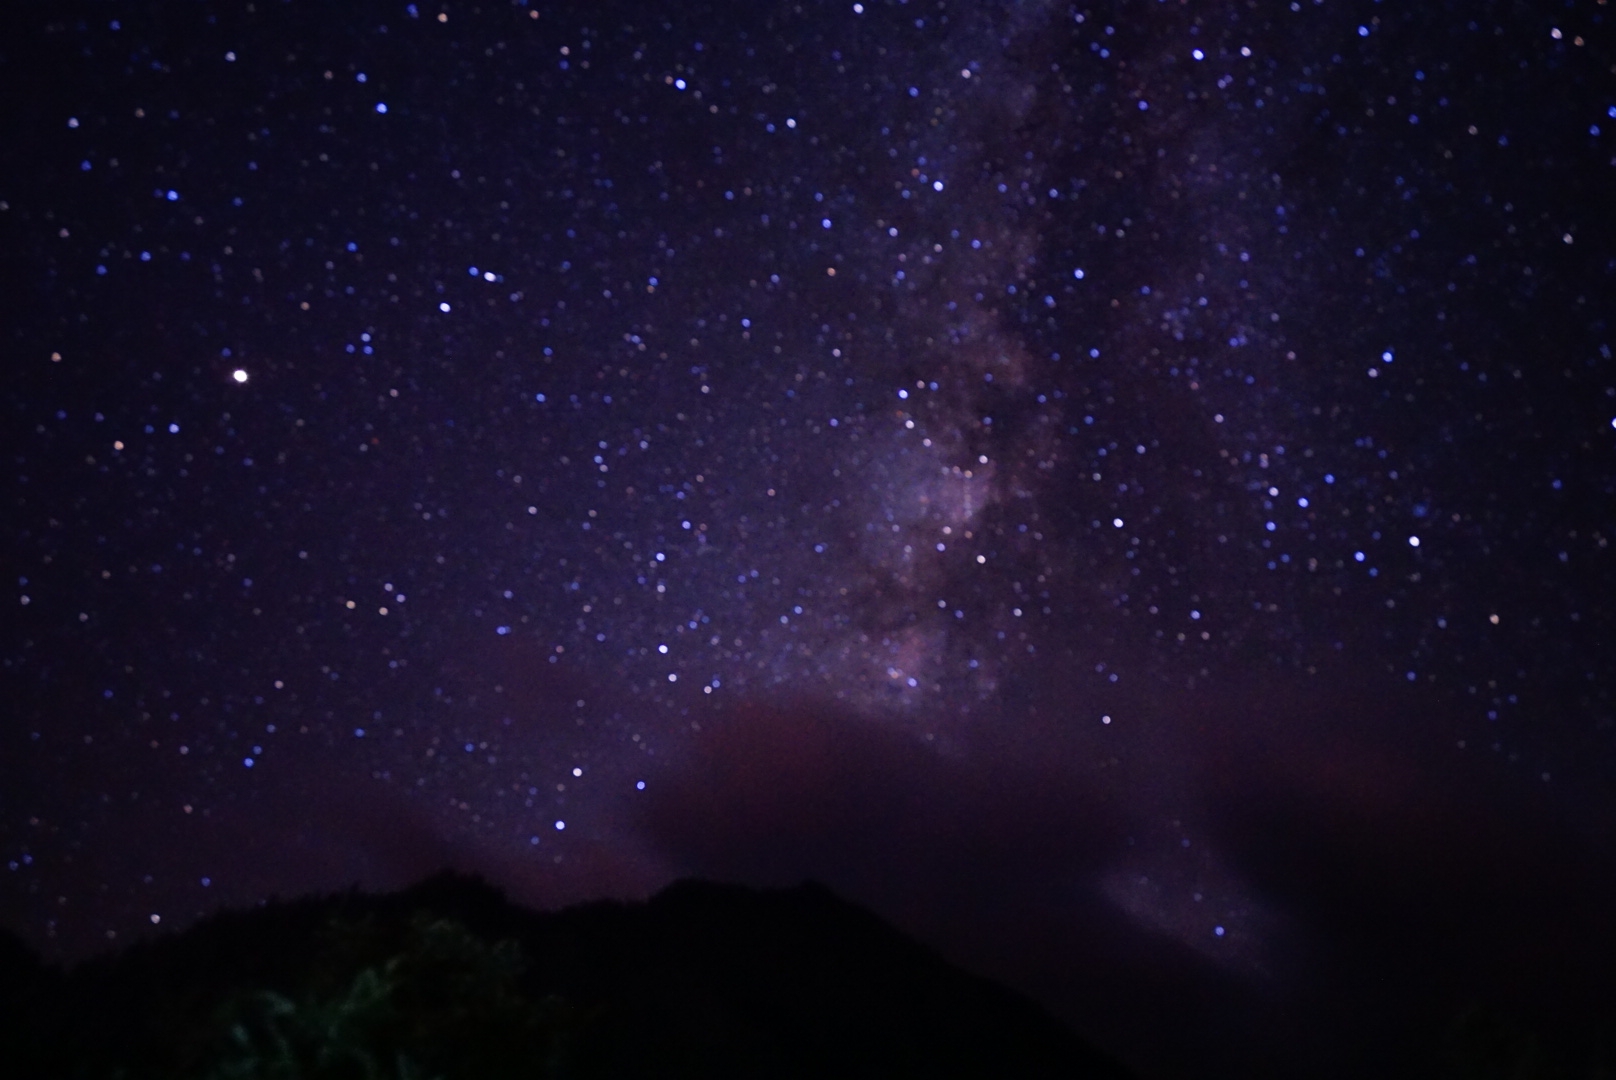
[0,873,1132,1079]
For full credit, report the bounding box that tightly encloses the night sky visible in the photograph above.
[4,0,1615,1074]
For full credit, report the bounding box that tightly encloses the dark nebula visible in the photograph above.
[3,0,1614,1075]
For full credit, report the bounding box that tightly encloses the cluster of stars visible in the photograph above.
[1,0,1611,1003]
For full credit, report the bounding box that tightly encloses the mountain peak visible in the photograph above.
[2,874,1132,1080]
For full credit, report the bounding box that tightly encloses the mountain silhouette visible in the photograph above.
[0,872,1133,1079]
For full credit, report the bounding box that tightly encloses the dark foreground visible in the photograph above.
[0,872,1132,1079]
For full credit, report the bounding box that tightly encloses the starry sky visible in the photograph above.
[4,0,1615,1074]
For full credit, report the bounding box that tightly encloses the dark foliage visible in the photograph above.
[0,874,1131,1079]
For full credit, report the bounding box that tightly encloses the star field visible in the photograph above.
[4,1,1616,1075]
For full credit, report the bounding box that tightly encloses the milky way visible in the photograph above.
[5,1,1615,1075]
